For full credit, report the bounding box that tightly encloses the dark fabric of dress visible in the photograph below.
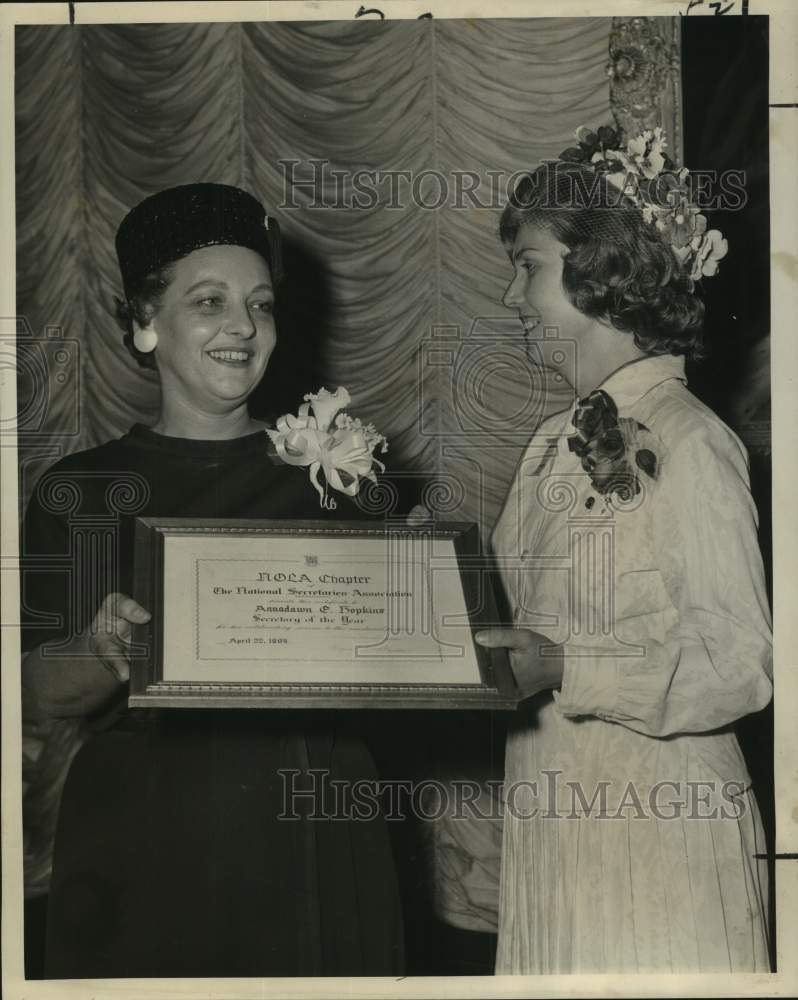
[21,425,404,978]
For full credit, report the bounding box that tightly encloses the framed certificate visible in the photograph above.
[129,518,518,709]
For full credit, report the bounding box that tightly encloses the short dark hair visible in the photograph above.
[114,262,176,370]
[499,163,706,361]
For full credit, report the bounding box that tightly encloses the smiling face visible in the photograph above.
[502,222,598,370]
[137,244,276,414]
[502,221,652,395]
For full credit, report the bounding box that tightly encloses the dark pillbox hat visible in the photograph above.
[115,183,283,300]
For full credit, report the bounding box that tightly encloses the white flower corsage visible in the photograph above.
[267,387,388,509]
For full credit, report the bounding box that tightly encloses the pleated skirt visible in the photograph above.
[496,704,771,974]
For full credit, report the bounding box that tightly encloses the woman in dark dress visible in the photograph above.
[20,184,403,978]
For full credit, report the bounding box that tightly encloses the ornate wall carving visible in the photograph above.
[608,18,770,459]
[608,16,683,164]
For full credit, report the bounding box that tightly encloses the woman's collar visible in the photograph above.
[589,354,687,410]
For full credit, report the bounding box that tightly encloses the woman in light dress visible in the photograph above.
[476,140,772,974]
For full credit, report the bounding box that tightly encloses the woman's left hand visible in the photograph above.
[475,628,564,701]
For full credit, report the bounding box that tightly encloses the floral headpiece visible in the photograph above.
[557,125,728,281]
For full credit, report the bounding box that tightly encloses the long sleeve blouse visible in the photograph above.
[492,354,772,802]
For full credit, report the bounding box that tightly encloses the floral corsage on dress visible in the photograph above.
[267,387,388,509]
[567,389,662,510]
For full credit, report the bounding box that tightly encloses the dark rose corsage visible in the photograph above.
[567,389,659,504]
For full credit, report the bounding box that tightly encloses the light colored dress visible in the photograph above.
[492,354,772,974]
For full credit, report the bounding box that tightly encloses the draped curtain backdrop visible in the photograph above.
[15,16,685,921]
[14,17,661,532]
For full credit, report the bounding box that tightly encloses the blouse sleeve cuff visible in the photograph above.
[555,649,620,719]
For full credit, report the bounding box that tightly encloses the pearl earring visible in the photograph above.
[133,329,158,353]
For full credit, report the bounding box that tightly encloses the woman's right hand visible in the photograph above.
[86,593,152,683]
[22,593,151,721]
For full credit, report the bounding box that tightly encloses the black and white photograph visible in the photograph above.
[1,1,796,997]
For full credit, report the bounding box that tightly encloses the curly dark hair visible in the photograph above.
[499,162,706,360]
[113,263,176,371]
